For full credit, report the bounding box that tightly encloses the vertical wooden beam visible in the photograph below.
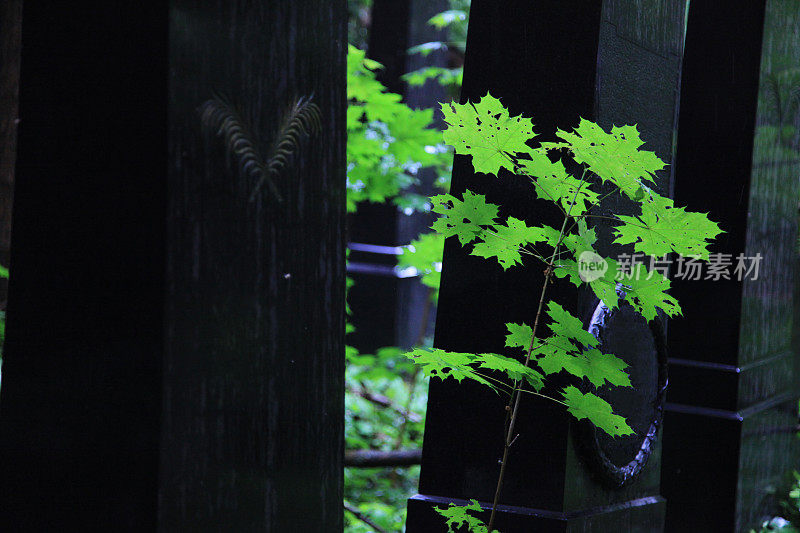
[662,1,800,530]
[0,2,346,530]
[161,2,346,529]
[0,0,22,302]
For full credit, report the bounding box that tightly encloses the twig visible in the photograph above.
[487,168,587,531]
[348,385,422,423]
[344,500,389,533]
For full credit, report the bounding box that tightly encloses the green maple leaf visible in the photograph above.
[517,147,566,178]
[505,322,533,351]
[621,264,681,321]
[561,218,596,255]
[613,191,723,260]
[551,221,622,309]
[589,273,621,310]
[441,92,536,176]
[533,334,576,366]
[435,500,497,533]
[473,353,544,391]
[555,120,665,198]
[470,238,521,269]
[554,256,621,311]
[580,348,631,388]
[553,258,581,286]
[536,174,599,216]
[495,217,549,245]
[404,348,496,390]
[546,301,598,348]
[405,348,543,393]
[561,385,634,437]
[520,153,599,215]
[471,217,548,269]
[390,106,446,165]
[537,347,630,389]
[431,191,499,245]
[539,332,578,353]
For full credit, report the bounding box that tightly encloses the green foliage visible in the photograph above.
[404,92,723,530]
[431,191,499,245]
[404,66,463,90]
[345,7,459,527]
[621,264,681,322]
[750,470,800,532]
[437,92,718,322]
[347,45,450,212]
[441,93,535,176]
[561,386,634,438]
[544,301,599,348]
[613,189,723,260]
[531,159,599,215]
[428,9,469,32]
[506,306,632,409]
[397,232,444,297]
[344,347,427,532]
[545,120,662,192]
[345,41,448,531]
[538,347,631,390]
[435,500,498,533]
[403,0,470,93]
[404,348,544,393]
[504,323,533,350]
[470,217,549,270]
[431,189,555,270]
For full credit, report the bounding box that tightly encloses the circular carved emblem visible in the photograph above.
[575,295,668,488]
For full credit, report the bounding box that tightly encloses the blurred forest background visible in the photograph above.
[344,1,469,531]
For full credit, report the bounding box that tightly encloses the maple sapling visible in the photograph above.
[404,93,722,532]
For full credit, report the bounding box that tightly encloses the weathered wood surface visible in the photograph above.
[0,0,21,263]
[662,1,800,531]
[0,2,346,531]
[162,2,346,530]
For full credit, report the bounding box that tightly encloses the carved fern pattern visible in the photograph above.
[199,93,322,202]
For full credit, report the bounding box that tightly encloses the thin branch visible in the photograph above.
[487,165,586,531]
[349,385,422,423]
[344,501,389,533]
[344,449,422,468]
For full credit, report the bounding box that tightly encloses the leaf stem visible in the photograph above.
[517,388,569,407]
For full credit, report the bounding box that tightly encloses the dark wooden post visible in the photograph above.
[662,1,800,531]
[347,0,448,352]
[406,1,688,531]
[0,2,346,531]
[0,0,22,303]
